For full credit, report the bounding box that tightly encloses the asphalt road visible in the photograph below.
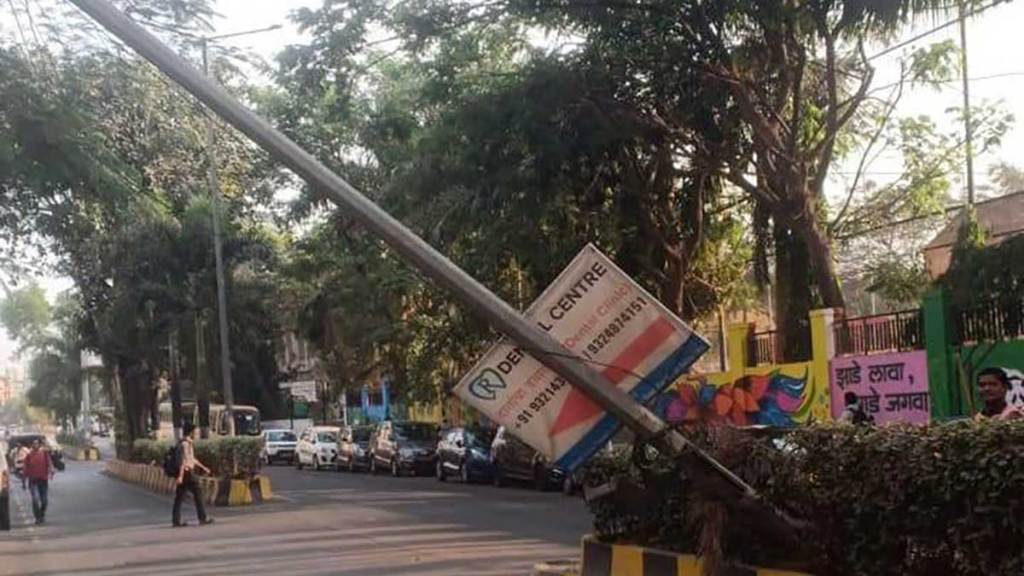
[0,455,590,575]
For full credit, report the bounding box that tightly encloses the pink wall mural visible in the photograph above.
[830,350,930,425]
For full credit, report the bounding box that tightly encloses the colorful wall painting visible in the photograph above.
[674,363,827,427]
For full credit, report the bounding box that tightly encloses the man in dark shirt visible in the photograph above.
[977,367,1023,421]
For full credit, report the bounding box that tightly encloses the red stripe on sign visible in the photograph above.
[602,316,676,383]
[548,317,678,437]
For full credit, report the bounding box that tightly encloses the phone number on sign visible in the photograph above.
[582,295,649,359]
[513,376,569,429]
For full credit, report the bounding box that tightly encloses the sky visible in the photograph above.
[1,0,1024,367]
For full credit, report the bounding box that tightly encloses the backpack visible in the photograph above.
[162,443,182,478]
[851,407,875,426]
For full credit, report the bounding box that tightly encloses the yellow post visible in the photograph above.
[724,322,754,382]
[809,308,838,423]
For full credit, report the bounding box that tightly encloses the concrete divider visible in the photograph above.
[65,446,101,461]
[104,460,269,507]
[580,537,812,576]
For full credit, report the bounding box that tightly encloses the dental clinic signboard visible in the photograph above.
[454,245,708,471]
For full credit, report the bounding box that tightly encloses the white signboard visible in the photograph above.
[455,245,708,471]
[80,351,103,369]
[280,380,318,402]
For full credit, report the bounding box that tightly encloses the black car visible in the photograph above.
[490,426,564,490]
[336,425,374,472]
[369,421,438,477]
[435,426,496,483]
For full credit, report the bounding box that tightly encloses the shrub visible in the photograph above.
[57,433,95,449]
[584,421,1024,576]
[130,437,264,479]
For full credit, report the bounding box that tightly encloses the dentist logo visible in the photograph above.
[468,368,506,401]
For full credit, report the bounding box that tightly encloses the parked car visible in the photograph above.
[370,421,438,477]
[490,426,564,490]
[559,442,632,496]
[261,429,298,465]
[436,426,496,483]
[294,426,341,471]
[0,440,9,531]
[336,425,374,472]
[6,433,64,472]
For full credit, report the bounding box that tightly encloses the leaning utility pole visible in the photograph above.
[67,0,756,497]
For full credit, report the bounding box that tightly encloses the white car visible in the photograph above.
[295,426,341,471]
[261,429,298,465]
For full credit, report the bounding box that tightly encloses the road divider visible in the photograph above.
[579,537,812,576]
[65,446,101,461]
[104,459,272,507]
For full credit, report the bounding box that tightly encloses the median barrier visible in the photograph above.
[65,446,101,461]
[104,459,270,507]
[580,537,812,576]
[531,559,579,575]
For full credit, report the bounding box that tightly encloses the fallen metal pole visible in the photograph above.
[67,0,757,497]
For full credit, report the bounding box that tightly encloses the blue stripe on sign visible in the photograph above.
[554,333,710,471]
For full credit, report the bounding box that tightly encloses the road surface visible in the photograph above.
[0,457,590,575]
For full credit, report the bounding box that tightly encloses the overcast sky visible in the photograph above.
[2,0,1023,367]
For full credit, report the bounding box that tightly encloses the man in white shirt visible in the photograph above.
[172,422,214,527]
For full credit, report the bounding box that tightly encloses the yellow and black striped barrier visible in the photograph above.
[66,446,101,461]
[105,460,272,507]
[581,537,812,576]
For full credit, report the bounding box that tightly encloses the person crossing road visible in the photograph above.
[172,422,214,528]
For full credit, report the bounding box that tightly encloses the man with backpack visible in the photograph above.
[839,391,875,426]
[171,422,214,527]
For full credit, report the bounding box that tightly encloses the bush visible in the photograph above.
[57,433,95,449]
[130,437,264,479]
[584,421,1024,576]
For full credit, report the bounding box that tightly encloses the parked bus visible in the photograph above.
[156,402,196,441]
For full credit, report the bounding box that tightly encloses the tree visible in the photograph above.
[0,283,52,353]
[986,161,1024,195]
[0,1,286,452]
[275,0,997,366]
[0,285,85,426]
[270,7,759,403]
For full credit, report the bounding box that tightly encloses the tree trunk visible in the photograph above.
[794,206,845,308]
[660,248,686,318]
[773,220,813,362]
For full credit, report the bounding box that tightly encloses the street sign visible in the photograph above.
[280,380,318,402]
[455,245,709,471]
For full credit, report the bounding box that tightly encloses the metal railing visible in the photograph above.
[748,326,813,367]
[954,299,1024,344]
[748,330,780,367]
[833,309,925,356]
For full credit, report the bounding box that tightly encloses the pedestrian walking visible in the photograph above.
[839,391,874,426]
[23,439,54,524]
[14,443,29,490]
[172,421,214,528]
